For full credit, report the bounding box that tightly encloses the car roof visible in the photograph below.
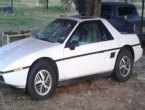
[59,15,102,22]
[102,2,135,7]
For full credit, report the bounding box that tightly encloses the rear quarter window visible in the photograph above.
[98,21,114,41]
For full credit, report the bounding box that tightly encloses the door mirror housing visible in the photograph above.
[67,40,79,50]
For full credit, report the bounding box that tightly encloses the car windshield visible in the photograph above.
[118,6,136,16]
[35,19,77,43]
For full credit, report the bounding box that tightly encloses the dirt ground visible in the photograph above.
[0,52,145,110]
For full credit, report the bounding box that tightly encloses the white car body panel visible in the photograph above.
[63,42,105,80]
[2,69,29,88]
[117,34,142,61]
[133,46,143,62]
[0,37,61,71]
[63,39,119,80]
[0,17,143,88]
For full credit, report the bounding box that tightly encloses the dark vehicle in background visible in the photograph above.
[101,2,145,43]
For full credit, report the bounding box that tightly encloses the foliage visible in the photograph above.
[60,0,73,5]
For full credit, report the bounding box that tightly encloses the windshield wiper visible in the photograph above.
[34,34,39,39]
[39,38,54,43]
[34,34,55,43]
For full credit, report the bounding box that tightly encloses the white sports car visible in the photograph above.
[0,16,143,100]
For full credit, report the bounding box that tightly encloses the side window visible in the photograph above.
[68,21,104,45]
[118,7,134,16]
[98,21,114,41]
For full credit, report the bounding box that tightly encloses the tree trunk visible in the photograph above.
[93,0,101,16]
[46,0,48,9]
[74,0,101,17]
[11,0,13,8]
[125,0,128,3]
[85,0,101,16]
[42,0,49,9]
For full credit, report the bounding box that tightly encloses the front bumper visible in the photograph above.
[0,68,29,88]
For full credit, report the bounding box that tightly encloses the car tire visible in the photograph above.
[26,60,57,100]
[113,49,133,82]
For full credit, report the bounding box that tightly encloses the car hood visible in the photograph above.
[0,37,61,71]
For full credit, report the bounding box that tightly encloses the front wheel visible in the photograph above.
[113,49,133,82]
[26,61,57,100]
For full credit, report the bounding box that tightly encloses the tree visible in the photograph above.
[11,0,13,8]
[125,0,128,3]
[61,0,101,17]
[73,0,101,16]
[85,0,101,16]
[38,0,49,9]
[61,0,73,12]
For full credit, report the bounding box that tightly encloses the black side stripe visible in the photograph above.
[55,47,120,62]
[55,43,141,62]
[131,43,141,47]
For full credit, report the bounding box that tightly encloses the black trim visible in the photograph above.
[131,43,141,47]
[56,43,141,62]
[110,52,115,58]
[56,47,120,62]
[58,71,112,86]
[0,66,30,74]
[0,76,4,82]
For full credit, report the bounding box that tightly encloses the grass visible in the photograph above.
[14,6,64,15]
[0,5,67,46]
[0,15,48,31]
[0,6,63,45]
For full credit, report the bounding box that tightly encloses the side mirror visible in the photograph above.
[67,40,79,50]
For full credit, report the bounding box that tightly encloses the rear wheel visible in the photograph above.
[27,61,57,100]
[113,49,133,82]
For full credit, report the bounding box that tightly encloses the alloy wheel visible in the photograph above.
[34,69,52,96]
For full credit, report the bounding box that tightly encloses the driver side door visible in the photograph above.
[63,21,106,79]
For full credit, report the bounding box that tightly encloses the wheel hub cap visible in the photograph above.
[119,56,131,77]
[34,69,52,96]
